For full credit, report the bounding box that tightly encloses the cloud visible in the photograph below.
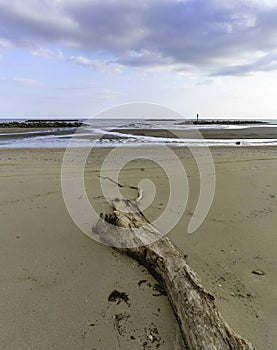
[95,88,123,100]
[55,86,93,91]
[67,55,122,72]
[54,83,123,100]
[31,47,64,60]
[0,38,12,50]
[213,52,277,76]
[1,0,277,75]
[0,76,43,86]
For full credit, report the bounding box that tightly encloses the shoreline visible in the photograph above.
[1,125,277,150]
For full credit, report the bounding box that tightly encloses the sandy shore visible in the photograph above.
[0,127,78,138]
[0,146,276,349]
[112,126,277,139]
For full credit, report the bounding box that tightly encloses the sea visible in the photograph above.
[1,118,277,148]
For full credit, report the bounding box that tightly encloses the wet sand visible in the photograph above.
[112,126,277,139]
[0,146,276,349]
[1,124,277,145]
[0,127,78,139]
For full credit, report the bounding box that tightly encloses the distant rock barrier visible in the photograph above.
[0,120,83,128]
[191,120,265,125]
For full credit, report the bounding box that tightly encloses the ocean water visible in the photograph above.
[0,118,277,148]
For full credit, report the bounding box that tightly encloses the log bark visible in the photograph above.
[96,198,255,350]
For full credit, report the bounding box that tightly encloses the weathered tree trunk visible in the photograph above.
[96,198,255,350]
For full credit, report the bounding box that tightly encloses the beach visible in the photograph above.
[0,143,276,350]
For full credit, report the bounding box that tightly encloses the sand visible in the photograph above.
[111,126,277,139]
[0,145,276,349]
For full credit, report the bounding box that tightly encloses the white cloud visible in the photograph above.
[0,76,43,86]
[31,47,64,60]
[68,55,123,73]
[0,39,12,50]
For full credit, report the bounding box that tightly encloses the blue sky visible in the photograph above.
[1,0,277,119]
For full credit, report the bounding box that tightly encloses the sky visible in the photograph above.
[1,0,277,119]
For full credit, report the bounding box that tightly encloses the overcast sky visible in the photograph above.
[1,0,277,119]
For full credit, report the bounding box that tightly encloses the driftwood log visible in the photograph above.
[96,197,255,350]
